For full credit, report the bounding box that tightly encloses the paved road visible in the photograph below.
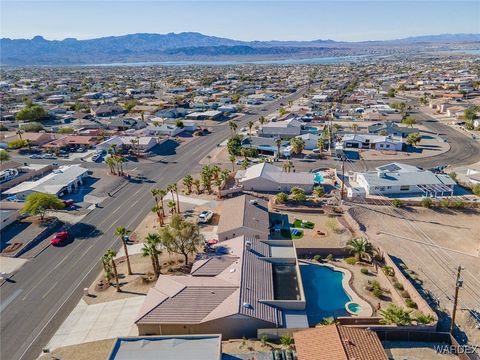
[0,89,309,360]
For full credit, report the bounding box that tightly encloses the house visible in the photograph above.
[146,124,183,137]
[135,235,305,339]
[164,119,198,132]
[91,103,124,117]
[235,163,314,193]
[120,136,157,152]
[367,122,419,137]
[259,119,303,139]
[108,335,222,360]
[336,134,403,151]
[296,133,319,150]
[216,195,269,241]
[96,136,125,153]
[348,163,456,198]
[0,161,52,191]
[186,110,222,121]
[0,202,22,231]
[43,135,98,150]
[155,108,189,119]
[241,136,290,157]
[0,132,53,147]
[3,165,89,200]
[293,325,388,360]
[106,118,147,131]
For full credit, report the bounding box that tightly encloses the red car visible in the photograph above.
[51,231,69,246]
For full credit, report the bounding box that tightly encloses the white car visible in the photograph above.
[197,210,214,224]
[29,154,42,159]
[42,154,57,159]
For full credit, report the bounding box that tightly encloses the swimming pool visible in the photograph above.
[304,126,319,134]
[300,263,350,326]
[313,172,324,184]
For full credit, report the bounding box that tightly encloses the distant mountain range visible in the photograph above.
[1,32,479,66]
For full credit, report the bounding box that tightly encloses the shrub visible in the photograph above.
[275,192,288,204]
[313,255,322,262]
[400,290,411,299]
[360,267,369,275]
[415,312,435,324]
[370,280,381,290]
[345,257,357,265]
[260,335,268,347]
[405,298,418,309]
[392,198,403,208]
[372,288,383,298]
[326,254,334,261]
[382,266,395,277]
[472,183,480,196]
[393,281,404,290]
[420,197,433,208]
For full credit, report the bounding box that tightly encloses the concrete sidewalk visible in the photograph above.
[46,296,144,351]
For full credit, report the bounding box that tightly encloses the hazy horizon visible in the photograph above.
[1,1,479,42]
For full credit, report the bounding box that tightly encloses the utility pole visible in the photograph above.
[450,265,463,335]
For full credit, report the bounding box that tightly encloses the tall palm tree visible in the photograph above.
[114,226,132,275]
[259,116,266,126]
[151,188,160,207]
[142,233,162,277]
[16,129,24,141]
[211,165,221,181]
[345,237,374,263]
[183,175,193,194]
[229,154,236,172]
[152,205,164,226]
[317,137,325,153]
[105,156,116,174]
[228,121,238,134]
[168,183,180,213]
[158,189,167,217]
[103,249,120,292]
[275,137,282,160]
[247,120,254,135]
[167,200,176,214]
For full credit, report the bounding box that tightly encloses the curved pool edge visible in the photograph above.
[299,260,373,317]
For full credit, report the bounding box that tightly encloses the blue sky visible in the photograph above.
[1,1,479,42]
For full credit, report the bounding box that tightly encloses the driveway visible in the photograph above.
[47,296,144,351]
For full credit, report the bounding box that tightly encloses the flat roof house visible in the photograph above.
[348,163,456,198]
[259,119,302,139]
[3,165,89,200]
[108,335,222,360]
[135,235,305,339]
[186,110,222,121]
[235,163,314,193]
[336,134,403,152]
[216,195,269,241]
[240,136,290,157]
[368,121,419,138]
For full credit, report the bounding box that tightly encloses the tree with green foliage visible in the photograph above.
[275,137,282,159]
[159,214,204,265]
[0,149,10,165]
[448,172,457,182]
[345,237,374,262]
[20,122,45,132]
[387,88,396,97]
[227,135,242,156]
[247,120,254,135]
[58,127,74,134]
[228,121,238,134]
[290,137,305,155]
[229,154,236,172]
[290,187,306,202]
[313,186,325,198]
[392,198,403,208]
[275,192,288,204]
[380,304,413,325]
[142,233,162,277]
[102,249,120,291]
[278,107,287,117]
[279,335,294,349]
[8,139,27,149]
[472,183,480,196]
[183,174,194,194]
[402,115,417,128]
[414,312,435,325]
[21,193,65,220]
[123,99,137,112]
[406,132,422,146]
[16,104,48,122]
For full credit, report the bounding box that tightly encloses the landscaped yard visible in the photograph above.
[280,228,304,239]
[292,218,315,229]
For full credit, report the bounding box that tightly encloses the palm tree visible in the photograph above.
[158,189,167,217]
[290,137,305,155]
[167,200,176,214]
[317,138,325,153]
[228,120,238,134]
[319,317,339,325]
[345,237,374,263]
[214,178,223,199]
[352,123,359,134]
[247,120,254,135]
[167,184,176,213]
[414,312,435,325]
[103,249,120,292]
[193,178,201,194]
[114,226,132,275]
[280,335,294,349]
[151,188,160,207]
[152,205,164,226]
[105,156,116,174]
[259,116,266,126]
[142,233,162,277]
[16,129,24,141]
[275,137,282,160]
[229,154,236,172]
[211,165,221,181]
[168,183,180,213]
[380,304,413,325]
[183,175,194,194]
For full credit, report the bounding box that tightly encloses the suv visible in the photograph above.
[197,210,213,224]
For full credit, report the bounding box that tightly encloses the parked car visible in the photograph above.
[29,154,42,159]
[197,210,214,224]
[91,154,102,162]
[42,153,57,159]
[50,231,69,246]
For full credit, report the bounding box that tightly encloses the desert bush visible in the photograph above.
[345,257,357,265]
[405,298,418,309]
[360,267,369,275]
[400,290,411,299]
[326,254,334,261]
[382,266,395,277]
[393,281,404,290]
[372,287,384,298]
[313,255,322,262]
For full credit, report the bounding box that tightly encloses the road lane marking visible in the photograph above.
[42,281,58,300]
[1,289,23,313]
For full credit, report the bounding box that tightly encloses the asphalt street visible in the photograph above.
[0,89,309,360]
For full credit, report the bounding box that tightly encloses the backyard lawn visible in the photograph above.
[293,219,315,229]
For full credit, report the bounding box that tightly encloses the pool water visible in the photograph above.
[304,126,319,134]
[347,302,362,314]
[300,263,350,326]
[313,172,324,184]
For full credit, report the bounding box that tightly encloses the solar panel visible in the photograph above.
[378,164,401,172]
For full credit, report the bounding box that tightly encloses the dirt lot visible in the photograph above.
[222,339,283,354]
[349,204,480,343]
[382,341,459,360]
[38,339,114,360]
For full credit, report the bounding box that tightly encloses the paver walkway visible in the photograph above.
[47,296,144,350]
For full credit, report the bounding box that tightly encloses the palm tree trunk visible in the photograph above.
[122,239,133,275]
[176,189,180,213]
[183,252,189,266]
[150,255,157,276]
[154,254,161,276]
[112,259,120,292]
[160,196,165,217]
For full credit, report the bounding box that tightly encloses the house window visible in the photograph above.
[400,185,410,191]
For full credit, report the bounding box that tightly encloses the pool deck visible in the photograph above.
[299,260,373,317]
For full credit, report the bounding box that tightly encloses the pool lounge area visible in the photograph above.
[299,261,372,326]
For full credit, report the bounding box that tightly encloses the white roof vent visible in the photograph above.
[245,240,252,250]
[249,199,258,205]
